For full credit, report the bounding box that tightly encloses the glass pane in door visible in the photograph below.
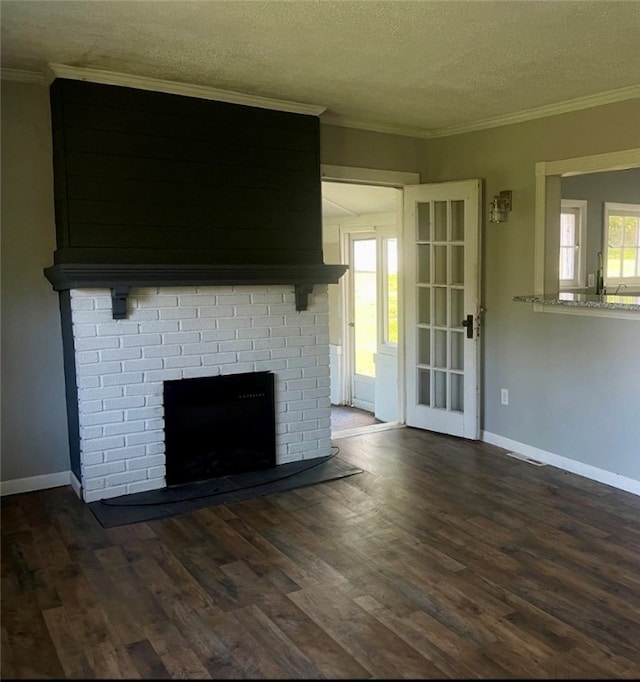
[414,199,466,413]
[385,238,398,344]
[353,238,377,377]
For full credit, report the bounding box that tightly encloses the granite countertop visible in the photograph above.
[513,292,640,311]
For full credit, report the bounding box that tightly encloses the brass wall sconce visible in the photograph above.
[489,190,512,223]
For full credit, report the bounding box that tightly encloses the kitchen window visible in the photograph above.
[559,199,587,289]
[604,202,640,289]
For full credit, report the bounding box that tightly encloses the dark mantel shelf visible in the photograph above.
[44,263,348,317]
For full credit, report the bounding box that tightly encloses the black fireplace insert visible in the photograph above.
[164,371,276,486]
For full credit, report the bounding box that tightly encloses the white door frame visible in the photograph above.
[321,165,421,424]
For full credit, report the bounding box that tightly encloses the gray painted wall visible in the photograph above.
[562,167,640,289]
[423,100,640,481]
[1,80,70,482]
[2,80,640,490]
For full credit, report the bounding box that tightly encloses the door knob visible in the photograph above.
[462,314,473,339]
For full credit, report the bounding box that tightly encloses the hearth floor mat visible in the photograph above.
[88,453,362,528]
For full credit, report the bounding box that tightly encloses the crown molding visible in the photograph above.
[0,68,46,83]
[8,63,639,138]
[320,112,430,139]
[46,63,327,117]
[426,84,640,138]
[323,83,640,140]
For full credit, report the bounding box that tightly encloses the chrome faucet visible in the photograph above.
[614,283,628,295]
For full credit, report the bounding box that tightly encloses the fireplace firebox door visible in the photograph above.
[164,371,276,486]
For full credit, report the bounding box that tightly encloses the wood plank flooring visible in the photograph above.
[2,427,640,679]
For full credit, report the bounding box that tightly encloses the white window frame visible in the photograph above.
[559,199,587,289]
[603,201,640,289]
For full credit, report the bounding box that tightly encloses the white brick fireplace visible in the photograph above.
[69,284,331,502]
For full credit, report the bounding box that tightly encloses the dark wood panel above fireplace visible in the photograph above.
[46,77,346,315]
[49,78,324,267]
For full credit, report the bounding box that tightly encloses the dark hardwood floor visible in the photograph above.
[2,427,640,679]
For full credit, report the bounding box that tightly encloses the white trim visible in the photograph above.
[1,68,46,84]
[482,431,640,497]
[540,148,640,178]
[324,212,397,230]
[0,471,71,497]
[321,165,420,187]
[427,85,640,139]
[323,85,640,140]
[6,66,638,137]
[46,63,326,116]
[321,113,431,139]
[70,472,83,501]
[321,165,416,427]
[534,148,640,306]
[332,421,403,439]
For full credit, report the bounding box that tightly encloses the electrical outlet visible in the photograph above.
[588,273,595,288]
[501,388,509,405]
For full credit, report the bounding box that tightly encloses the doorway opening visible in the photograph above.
[321,180,403,437]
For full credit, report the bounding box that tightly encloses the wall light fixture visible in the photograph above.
[489,190,512,223]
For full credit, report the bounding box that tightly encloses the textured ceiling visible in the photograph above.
[2,0,640,135]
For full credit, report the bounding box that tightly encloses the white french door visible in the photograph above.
[403,180,482,439]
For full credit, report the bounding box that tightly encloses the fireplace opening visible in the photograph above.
[163,371,276,486]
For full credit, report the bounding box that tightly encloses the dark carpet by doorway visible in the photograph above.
[88,454,362,528]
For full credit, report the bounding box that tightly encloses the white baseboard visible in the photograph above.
[70,472,83,500]
[0,470,71,497]
[482,431,640,497]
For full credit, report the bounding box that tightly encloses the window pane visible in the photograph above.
[418,328,430,365]
[418,369,430,406]
[607,208,640,282]
[560,246,575,280]
[608,250,622,278]
[434,201,447,241]
[450,373,464,412]
[451,200,465,241]
[434,245,447,284]
[386,239,398,344]
[417,202,430,241]
[559,209,579,283]
[434,287,447,327]
[353,239,376,377]
[434,371,447,408]
[623,216,639,245]
[434,330,447,368]
[560,213,576,247]
[608,215,623,247]
[622,248,638,277]
[417,244,430,283]
[418,287,430,324]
